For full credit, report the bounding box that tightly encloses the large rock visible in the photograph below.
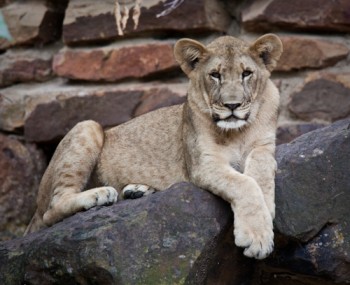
[0,133,46,241]
[0,80,187,142]
[53,42,178,82]
[268,118,350,283]
[241,0,350,33]
[0,47,55,87]
[63,0,231,45]
[0,183,254,285]
[276,36,349,71]
[0,1,66,49]
[289,72,350,122]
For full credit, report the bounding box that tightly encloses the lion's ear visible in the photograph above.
[174,38,208,76]
[249,34,283,72]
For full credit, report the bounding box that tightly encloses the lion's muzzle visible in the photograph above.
[213,102,251,130]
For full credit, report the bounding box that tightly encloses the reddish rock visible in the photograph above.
[0,48,54,87]
[0,133,46,240]
[0,1,65,49]
[289,72,350,122]
[241,0,350,33]
[53,42,179,82]
[277,37,349,71]
[63,0,231,45]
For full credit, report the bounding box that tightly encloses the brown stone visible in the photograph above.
[0,80,187,141]
[0,48,55,87]
[276,123,326,145]
[0,0,65,49]
[0,133,46,241]
[53,42,179,81]
[289,72,350,122]
[63,0,231,45]
[241,0,350,33]
[134,86,186,117]
[0,79,187,133]
[24,89,143,142]
[277,37,349,71]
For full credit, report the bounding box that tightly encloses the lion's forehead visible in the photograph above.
[208,54,257,73]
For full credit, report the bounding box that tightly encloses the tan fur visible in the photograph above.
[25,34,283,259]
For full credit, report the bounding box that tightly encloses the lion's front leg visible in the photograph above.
[191,162,274,259]
[244,145,277,219]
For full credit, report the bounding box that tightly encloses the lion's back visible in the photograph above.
[96,104,187,190]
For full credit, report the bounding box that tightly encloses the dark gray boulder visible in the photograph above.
[267,118,350,284]
[0,183,253,285]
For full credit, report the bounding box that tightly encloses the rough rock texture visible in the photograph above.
[0,48,55,87]
[63,0,231,45]
[241,0,350,33]
[0,0,66,49]
[53,42,178,82]
[276,37,349,71]
[289,72,350,122]
[24,89,143,142]
[276,123,326,145]
[269,119,350,283]
[0,80,187,141]
[0,133,46,241]
[0,183,255,285]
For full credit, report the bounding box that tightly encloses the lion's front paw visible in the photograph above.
[234,208,274,259]
[83,186,118,210]
[122,184,156,199]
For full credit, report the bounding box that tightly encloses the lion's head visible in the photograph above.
[174,34,283,130]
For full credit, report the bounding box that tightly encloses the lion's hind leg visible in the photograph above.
[122,184,156,199]
[38,120,118,227]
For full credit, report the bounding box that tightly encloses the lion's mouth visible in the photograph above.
[213,112,249,122]
[213,113,250,130]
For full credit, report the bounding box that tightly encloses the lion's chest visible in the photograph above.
[220,141,252,173]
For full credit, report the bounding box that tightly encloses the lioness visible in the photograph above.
[25,34,282,259]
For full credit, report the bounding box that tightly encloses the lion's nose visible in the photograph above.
[224,103,241,111]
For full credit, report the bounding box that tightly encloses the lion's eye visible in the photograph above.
[242,70,252,79]
[210,72,221,80]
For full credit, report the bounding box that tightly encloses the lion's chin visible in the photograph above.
[216,118,247,130]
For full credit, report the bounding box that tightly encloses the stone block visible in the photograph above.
[53,42,178,81]
[289,72,350,122]
[276,123,326,145]
[241,0,350,33]
[277,36,349,71]
[0,80,187,142]
[63,0,231,45]
[0,0,65,49]
[0,48,55,87]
